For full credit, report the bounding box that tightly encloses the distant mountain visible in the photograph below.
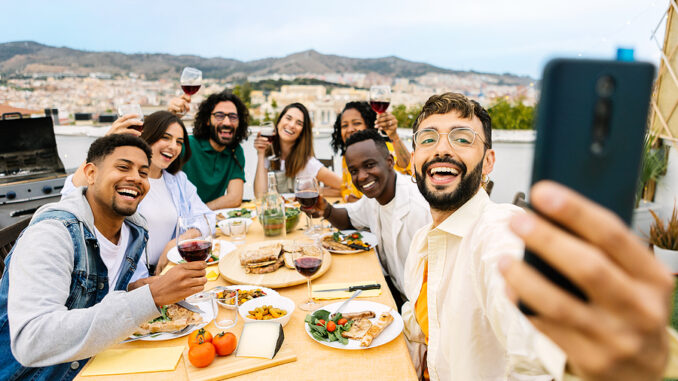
[0,41,531,84]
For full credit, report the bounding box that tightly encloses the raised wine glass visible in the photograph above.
[370,85,391,136]
[180,67,202,96]
[180,67,202,117]
[117,103,144,132]
[176,213,214,302]
[295,176,321,237]
[293,242,324,311]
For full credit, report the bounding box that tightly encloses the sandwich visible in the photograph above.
[133,304,203,335]
[239,243,284,274]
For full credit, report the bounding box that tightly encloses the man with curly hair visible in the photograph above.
[169,91,249,209]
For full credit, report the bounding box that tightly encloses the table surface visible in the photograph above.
[76,211,418,381]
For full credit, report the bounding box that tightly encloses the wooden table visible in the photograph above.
[76,217,418,381]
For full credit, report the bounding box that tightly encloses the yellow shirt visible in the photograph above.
[340,141,412,202]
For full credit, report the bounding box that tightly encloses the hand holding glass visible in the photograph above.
[117,104,144,132]
[180,67,202,96]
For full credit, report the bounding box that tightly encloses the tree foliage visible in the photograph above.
[391,104,422,129]
[486,97,535,130]
[232,81,252,107]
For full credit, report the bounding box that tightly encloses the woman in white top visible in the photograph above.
[63,111,213,274]
[253,102,341,197]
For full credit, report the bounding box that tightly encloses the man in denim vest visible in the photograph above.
[0,134,208,380]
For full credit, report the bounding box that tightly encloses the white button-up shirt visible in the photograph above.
[343,173,432,299]
[402,189,567,380]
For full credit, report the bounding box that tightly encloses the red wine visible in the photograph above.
[127,125,143,132]
[182,85,201,95]
[370,100,390,114]
[296,191,319,208]
[261,133,275,143]
[178,239,211,262]
[294,256,322,277]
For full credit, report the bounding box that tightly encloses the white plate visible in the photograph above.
[304,300,404,350]
[210,285,280,309]
[321,230,378,254]
[133,300,215,342]
[167,239,237,265]
[215,207,257,220]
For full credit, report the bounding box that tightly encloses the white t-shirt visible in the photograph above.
[277,157,324,179]
[377,195,397,282]
[138,176,178,266]
[94,223,131,289]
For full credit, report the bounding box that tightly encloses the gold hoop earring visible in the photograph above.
[482,174,489,184]
[411,174,417,184]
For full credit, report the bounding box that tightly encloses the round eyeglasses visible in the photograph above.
[413,127,488,149]
[211,112,239,122]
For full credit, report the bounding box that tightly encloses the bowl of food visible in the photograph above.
[217,218,252,236]
[214,286,278,309]
[285,207,301,233]
[238,295,295,327]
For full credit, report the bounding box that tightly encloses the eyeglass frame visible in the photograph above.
[211,112,239,122]
[413,127,489,150]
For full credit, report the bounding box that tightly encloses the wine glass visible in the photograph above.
[370,85,391,137]
[180,67,202,96]
[261,122,281,171]
[295,176,320,237]
[369,85,391,114]
[176,214,213,301]
[117,103,144,132]
[293,243,323,311]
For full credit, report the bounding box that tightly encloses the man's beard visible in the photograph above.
[210,124,236,147]
[415,156,483,212]
[112,198,138,217]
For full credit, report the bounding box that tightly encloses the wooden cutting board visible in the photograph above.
[218,240,331,288]
[183,343,297,381]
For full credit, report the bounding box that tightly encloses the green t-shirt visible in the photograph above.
[183,135,246,203]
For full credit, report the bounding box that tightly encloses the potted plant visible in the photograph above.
[632,133,669,236]
[649,204,678,273]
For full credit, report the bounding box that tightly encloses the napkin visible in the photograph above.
[80,346,184,376]
[312,281,382,300]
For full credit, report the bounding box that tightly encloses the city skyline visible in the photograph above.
[1,0,667,78]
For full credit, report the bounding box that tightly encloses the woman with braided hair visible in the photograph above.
[330,101,411,202]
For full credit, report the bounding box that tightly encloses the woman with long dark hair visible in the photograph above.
[63,111,212,275]
[253,103,341,197]
[330,101,411,202]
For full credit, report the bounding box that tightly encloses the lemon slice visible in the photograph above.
[206,270,219,281]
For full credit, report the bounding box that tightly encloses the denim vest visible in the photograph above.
[0,210,148,381]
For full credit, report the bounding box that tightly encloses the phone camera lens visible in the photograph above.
[596,76,616,97]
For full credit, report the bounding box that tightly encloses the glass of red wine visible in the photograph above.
[176,213,214,301]
[261,122,281,171]
[294,243,324,311]
[370,85,391,137]
[295,176,321,237]
[180,67,202,117]
[117,104,144,132]
[180,67,202,96]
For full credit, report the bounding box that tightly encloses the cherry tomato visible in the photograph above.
[212,332,237,356]
[188,341,216,368]
[337,318,348,326]
[316,319,326,326]
[350,233,360,239]
[188,328,213,348]
[207,257,214,263]
[326,321,336,332]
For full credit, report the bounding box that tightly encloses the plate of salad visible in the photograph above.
[303,300,403,350]
[216,208,257,220]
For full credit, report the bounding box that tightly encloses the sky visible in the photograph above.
[1,0,670,78]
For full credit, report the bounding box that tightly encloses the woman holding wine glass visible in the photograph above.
[252,102,341,198]
[62,111,214,276]
[330,101,411,202]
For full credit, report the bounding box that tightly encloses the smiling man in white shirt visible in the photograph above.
[402,92,566,380]
[302,129,431,308]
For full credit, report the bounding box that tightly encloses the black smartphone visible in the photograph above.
[520,58,656,315]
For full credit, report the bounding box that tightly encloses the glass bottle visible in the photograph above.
[260,172,286,237]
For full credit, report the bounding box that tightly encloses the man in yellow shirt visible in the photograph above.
[402,92,674,380]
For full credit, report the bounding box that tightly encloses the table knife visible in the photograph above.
[315,283,381,293]
[177,300,204,314]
